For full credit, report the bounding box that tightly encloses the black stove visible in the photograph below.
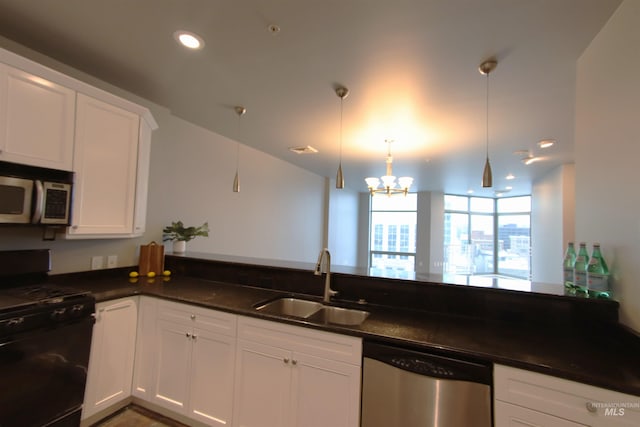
[0,250,95,335]
[0,249,95,427]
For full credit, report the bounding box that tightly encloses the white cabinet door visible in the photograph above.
[131,296,157,400]
[189,327,236,426]
[0,64,75,170]
[144,299,238,426]
[233,339,291,427]
[234,317,362,427]
[153,318,192,413]
[495,401,588,427]
[291,352,361,427]
[82,297,138,420]
[69,93,140,237]
[495,364,640,427]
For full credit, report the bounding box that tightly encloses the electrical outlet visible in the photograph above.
[107,255,118,268]
[91,256,104,270]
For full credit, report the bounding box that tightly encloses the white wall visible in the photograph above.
[415,191,444,274]
[575,0,640,330]
[327,182,360,266]
[531,164,575,284]
[149,113,325,262]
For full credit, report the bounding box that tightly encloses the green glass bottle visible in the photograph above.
[562,242,576,295]
[587,243,610,299]
[573,242,589,296]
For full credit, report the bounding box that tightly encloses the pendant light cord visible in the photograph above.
[339,96,344,165]
[236,113,241,172]
[485,71,490,160]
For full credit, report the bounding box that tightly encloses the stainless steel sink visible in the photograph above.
[308,306,370,326]
[254,297,370,326]
[254,297,323,318]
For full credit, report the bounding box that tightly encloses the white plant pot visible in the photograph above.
[173,240,186,253]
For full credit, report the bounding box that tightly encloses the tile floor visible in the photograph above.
[93,406,187,427]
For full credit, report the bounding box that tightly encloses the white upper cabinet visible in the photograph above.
[0,63,75,170]
[0,46,157,239]
[68,94,140,237]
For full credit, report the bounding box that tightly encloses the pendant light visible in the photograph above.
[479,59,497,188]
[233,106,246,193]
[335,86,349,189]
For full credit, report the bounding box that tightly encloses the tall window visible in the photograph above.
[369,194,417,273]
[444,195,531,279]
[497,196,531,278]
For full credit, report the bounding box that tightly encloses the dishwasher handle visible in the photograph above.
[363,341,492,385]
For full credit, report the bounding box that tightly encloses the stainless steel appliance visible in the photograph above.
[0,249,95,427]
[361,341,492,427]
[0,161,73,225]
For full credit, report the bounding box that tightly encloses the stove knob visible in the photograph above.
[71,304,85,315]
[6,317,25,327]
[51,308,66,319]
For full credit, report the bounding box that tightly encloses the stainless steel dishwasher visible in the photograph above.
[361,341,492,427]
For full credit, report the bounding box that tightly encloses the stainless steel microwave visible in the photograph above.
[0,161,73,225]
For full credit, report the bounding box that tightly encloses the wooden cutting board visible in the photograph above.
[139,241,164,276]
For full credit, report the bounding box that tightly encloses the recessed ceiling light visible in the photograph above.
[268,24,281,34]
[174,31,204,49]
[522,156,541,165]
[288,145,318,154]
[505,173,515,180]
[538,139,556,149]
[467,189,474,194]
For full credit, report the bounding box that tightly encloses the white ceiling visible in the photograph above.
[0,0,621,197]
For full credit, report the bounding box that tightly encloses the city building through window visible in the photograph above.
[444,195,531,279]
[369,194,417,275]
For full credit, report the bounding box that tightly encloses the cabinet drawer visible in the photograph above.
[495,400,588,426]
[238,315,361,365]
[495,365,640,426]
[158,300,237,337]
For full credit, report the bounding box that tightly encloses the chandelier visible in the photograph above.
[365,140,413,196]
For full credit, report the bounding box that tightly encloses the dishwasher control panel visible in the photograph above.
[363,341,493,384]
[391,357,455,377]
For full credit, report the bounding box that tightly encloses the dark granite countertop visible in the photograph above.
[56,271,640,397]
[169,251,568,296]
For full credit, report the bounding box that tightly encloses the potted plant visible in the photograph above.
[162,220,209,253]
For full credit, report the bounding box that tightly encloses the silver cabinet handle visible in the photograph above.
[190,314,196,320]
[586,402,597,413]
[192,334,197,340]
[186,332,191,338]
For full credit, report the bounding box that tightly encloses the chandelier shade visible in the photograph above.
[365,140,413,196]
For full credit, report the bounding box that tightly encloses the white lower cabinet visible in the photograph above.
[131,295,157,400]
[151,299,237,426]
[233,316,362,427]
[82,297,138,420]
[494,364,640,427]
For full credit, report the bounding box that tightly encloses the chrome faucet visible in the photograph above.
[314,248,337,303]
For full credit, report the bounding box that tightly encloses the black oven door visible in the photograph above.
[0,316,94,427]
